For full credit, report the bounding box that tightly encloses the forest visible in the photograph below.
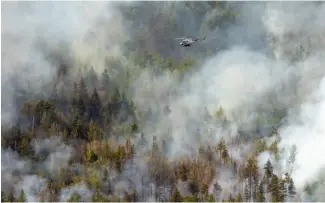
[1,1,325,202]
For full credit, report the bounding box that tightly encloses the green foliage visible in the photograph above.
[182,195,198,202]
[17,189,27,202]
[7,192,15,202]
[87,150,98,163]
[208,194,216,202]
[68,192,81,202]
[1,3,303,203]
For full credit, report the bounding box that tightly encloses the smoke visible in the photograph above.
[1,1,127,126]
[59,182,92,202]
[1,149,46,201]
[131,1,325,199]
[2,1,325,201]
[32,136,75,174]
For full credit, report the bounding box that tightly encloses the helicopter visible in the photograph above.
[175,35,206,47]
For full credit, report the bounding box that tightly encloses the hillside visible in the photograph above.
[1,1,325,202]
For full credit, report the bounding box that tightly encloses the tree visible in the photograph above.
[288,178,297,200]
[71,115,80,139]
[77,96,86,117]
[91,189,103,202]
[87,150,98,163]
[1,191,6,202]
[103,168,109,182]
[188,181,199,196]
[170,187,182,202]
[17,189,27,202]
[101,69,110,90]
[89,88,101,121]
[7,192,14,202]
[228,193,235,202]
[50,83,59,104]
[270,174,280,202]
[78,77,89,102]
[264,159,273,194]
[278,178,287,202]
[68,192,81,202]
[208,194,215,202]
[221,148,229,164]
[182,195,198,202]
[20,135,30,157]
[201,183,209,197]
[87,120,103,141]
[179,163,188,181]
[269,140,279,160]
[86,66,98,88]
[235,193,242,202]
[246,156,259,201]
[216,138,226,162]
[256,182,265,202]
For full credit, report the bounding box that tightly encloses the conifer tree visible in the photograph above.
[68,192,81,202]
[7,192,14,202]
[208,194,215,202]
[179,163,188,182]
[170,187,182,202]
[89,88,101,121]
[79,77,89,102]
[20,135,30,157]
[288,178,297,199]
[257,182,265,202]
[236,193,242,202]
[270,174,280,202]
[221,147,229,164]
[17,189,27,202]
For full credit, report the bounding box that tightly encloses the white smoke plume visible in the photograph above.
[59,182,92,202]
[2,1,325,201]
[131,2,325,199]
[1,1,128,126]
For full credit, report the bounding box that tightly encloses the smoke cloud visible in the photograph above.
[2,1,325,201]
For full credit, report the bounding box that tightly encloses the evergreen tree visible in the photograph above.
[7,192,14,202]
[87,66,98,88]
[235,193,242,202]
[101,69,110,91]
[201,183,209,197]
[50,83,59,104]
[78,77,89,102]
[270,174,280,202]
[216,138,226,161]
[103,168,109,182]
[77,96,86,117]
[179,163,188,181]
[256,182,265,202]
[228,193,235,202]
[20,135,30,157]
[244,184,250,201]
[89,88,101,121]
[221,148,229,164]
[68,192,81,202]
[278,178,287,202]
[264,159,273,192]
[288,178,297,199]
[88,120,102,141]
[87,150,98,163]
[188,181,199,196]
[17,189,27,202]
[91,189,103,202]
[208,194,215,202]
